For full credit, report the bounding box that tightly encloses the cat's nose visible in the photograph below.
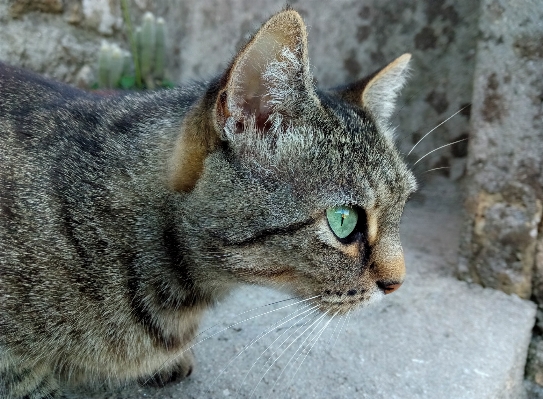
[377,280,403,295]
[370,250,406,295]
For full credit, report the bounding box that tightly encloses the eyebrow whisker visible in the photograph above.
[408,104,470,156]
[413,138,468,166]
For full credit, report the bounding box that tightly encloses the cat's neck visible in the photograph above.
[125,101,237,315]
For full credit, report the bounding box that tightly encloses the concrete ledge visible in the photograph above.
[70,277,534,399]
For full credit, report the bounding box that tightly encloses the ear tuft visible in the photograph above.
[215,9,313,136]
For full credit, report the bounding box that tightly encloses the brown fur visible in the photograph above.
[169,102,220,192]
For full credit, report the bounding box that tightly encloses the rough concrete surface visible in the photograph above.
[65,177,536,399]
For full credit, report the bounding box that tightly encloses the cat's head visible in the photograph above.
[171,9,416,313]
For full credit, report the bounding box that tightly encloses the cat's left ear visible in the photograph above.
[334,53,411,124]
[214,9,315,135]
[169,9,314,193]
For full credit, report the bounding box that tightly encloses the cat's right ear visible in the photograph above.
[333,54,411,126]
[214,9,314,135]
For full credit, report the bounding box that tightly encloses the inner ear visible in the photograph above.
[215,9,311,135]
[170,10,311,193]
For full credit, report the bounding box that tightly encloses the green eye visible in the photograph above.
[326,206,358,239]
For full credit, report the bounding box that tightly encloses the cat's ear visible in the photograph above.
[214,9,313,135]
[334,53,411,123]
[168,10,313,193]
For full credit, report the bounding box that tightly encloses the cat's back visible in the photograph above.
[0,61,112,180]
[0,63,189,276]
[0,62,96,120]
[0,64,116,290]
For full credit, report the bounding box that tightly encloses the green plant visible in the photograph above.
[97,42,133,89]
[95,1,173,90]
[136,12,168,89]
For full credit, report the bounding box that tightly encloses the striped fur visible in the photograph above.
[0,9,415,398]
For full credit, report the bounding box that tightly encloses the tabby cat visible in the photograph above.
[0,8,416,398]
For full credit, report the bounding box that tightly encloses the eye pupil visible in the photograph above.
[336,209,349,226]
[326,206,358,239]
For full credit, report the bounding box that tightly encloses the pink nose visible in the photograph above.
[380,282,403,295]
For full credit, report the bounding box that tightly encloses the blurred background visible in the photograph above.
[0,0,478,174]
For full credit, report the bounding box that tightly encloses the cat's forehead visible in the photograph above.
[282,96,416,209]
[228,91,416,209]
[241,113,416,212]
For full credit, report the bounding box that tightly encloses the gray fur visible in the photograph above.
[0,9,415,398]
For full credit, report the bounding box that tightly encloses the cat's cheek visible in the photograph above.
[366,208,379,246]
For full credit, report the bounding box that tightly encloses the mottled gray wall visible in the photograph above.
[457,0,543,300]
[0,0,479,174]
[450,0,543,391]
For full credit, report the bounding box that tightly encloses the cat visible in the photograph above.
[0,8,416,399]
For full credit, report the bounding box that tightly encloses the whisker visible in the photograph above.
[344,311,354,334]
[208,303,318,391]
[276,310,338,395]
[286,310,339,390]
[240,308,319,390]
[250,312,328,397]
[266,310,331,397]
[413,138,468,166]
[407,104,471,156]
[143,295,320,385]
[194,295,312,341]
[328,313,348,350]
[424,166,450,173]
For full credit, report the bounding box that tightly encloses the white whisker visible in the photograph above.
[329,313,348,350]
[250,312,328,397]
[240,308,319,390]
[407,104,470,156]
[143,295,320,385]
[344,311,354,333]
[194,296,314,341]
[266,311,331,397]
[424,166,450,173]
[413,138,468,166]
[208,303,318,391]
[287,310,339,389]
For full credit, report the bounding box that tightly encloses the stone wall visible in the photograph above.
[453,0,543,393]
[0,0,479,174]
[457,0,543,302]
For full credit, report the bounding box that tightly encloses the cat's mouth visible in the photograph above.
[236,268,388,313]
[315,288,384,314]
